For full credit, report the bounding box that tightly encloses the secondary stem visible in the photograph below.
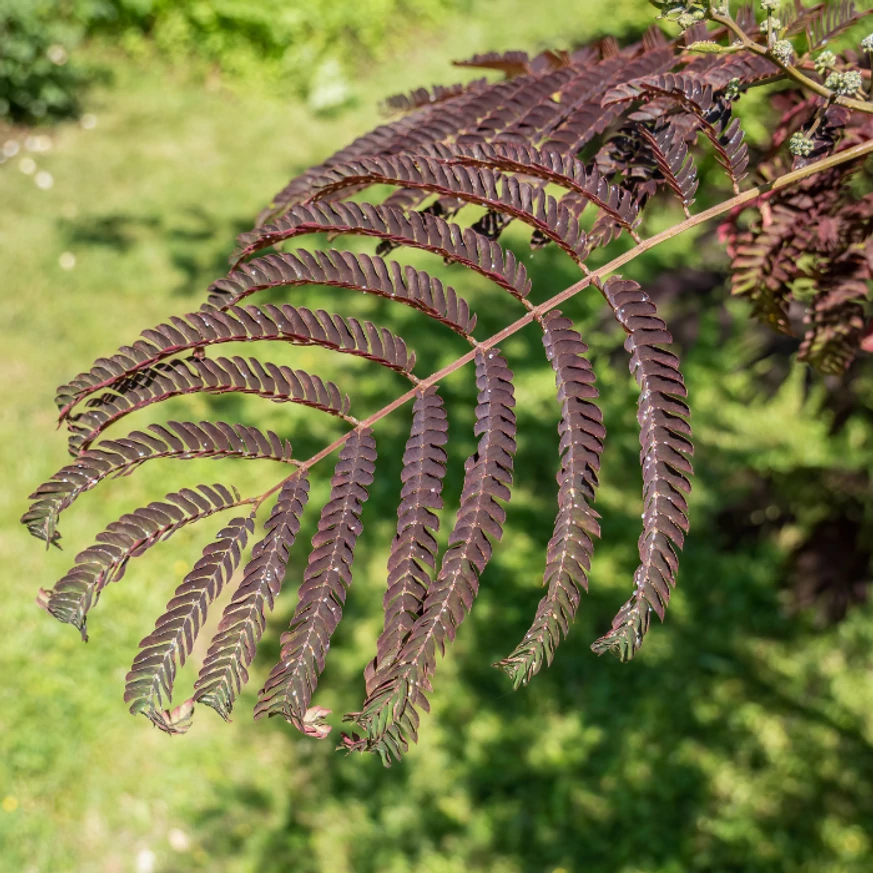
[709,11,873,115]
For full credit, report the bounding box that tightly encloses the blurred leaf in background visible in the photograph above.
[0,0,87,123]
[1,0,474,123]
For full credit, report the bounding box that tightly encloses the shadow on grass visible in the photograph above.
[58,206,253,296]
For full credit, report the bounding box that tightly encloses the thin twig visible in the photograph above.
[709,11,873,115]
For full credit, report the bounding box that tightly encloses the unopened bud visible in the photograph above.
[825,70,863,95]
[814,50,837,74]
[788,132,814,157]
[771,40,794,64]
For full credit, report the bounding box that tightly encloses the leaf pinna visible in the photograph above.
[24,1,873,761]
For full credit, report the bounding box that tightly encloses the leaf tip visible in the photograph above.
[300,705,333,739]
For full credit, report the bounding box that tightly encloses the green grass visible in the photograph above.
[2,2,873,871]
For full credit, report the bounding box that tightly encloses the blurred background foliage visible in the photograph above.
[2,0,873,871]
[1,0,473,122]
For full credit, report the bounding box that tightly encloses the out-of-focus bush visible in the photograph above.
[0,0,469,124]
[0,0,86,123]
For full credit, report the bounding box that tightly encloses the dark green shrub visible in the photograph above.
[0,0,85,123]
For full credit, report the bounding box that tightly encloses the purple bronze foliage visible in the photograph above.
[23,1,873,761]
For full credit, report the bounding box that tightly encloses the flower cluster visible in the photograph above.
[814,50,837,75]
[725,77,742,101]
[825,70,863,96]
[648,0,705,17]
[677,10,705,28]
[788,132,814,157]
[771,40,794,64]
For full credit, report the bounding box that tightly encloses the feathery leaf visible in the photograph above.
[56,304,416,419]
[125,513,256,731]
[497,313,603,687]
[64,357,351,455]
[44,484,246,639]
[232,202,532,302]
[365,389,448,694]
[23,422,292,546]
[591,278,692,661]
[302,155,589,263]
[255,430,377,734]
[193,475,310,720]
[346,351,516,764]
[209,249,477,337]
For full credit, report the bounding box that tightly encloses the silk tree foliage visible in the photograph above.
[22,0,873,764]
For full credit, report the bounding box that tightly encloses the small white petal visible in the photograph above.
[167,828,190,852]
[136,848,156,873]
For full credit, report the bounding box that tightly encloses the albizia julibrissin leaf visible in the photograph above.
[255,429,377,736]
[364,388,448,695]
[22,421,293,547]
[533,43,676,155]
[798,275,869,375]
[207,250,478,338]
[344,350,516,765]
[422,141,641,236]
[193,474,310,720]
[301,155,589,264]
[42,484,246,640]
[370,63,580,224]
[637,121,698,217]
[124,513,255,732]
[29,19,873,758]
[231,201,532,302]
[808,0,868,49]
[65,357,351,456]
[55,304,416,420]
[604,74,748,193]
[452,48,536,76]
[496,312,603,687]
[591,278,693,662]
[381,79,487,116]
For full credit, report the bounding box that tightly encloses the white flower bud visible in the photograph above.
[771,40,794,64]
[825,70,863,95]
[814,50,837,74]
[788,132,814,157]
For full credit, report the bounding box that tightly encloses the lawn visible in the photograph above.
[2,1,873,871]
